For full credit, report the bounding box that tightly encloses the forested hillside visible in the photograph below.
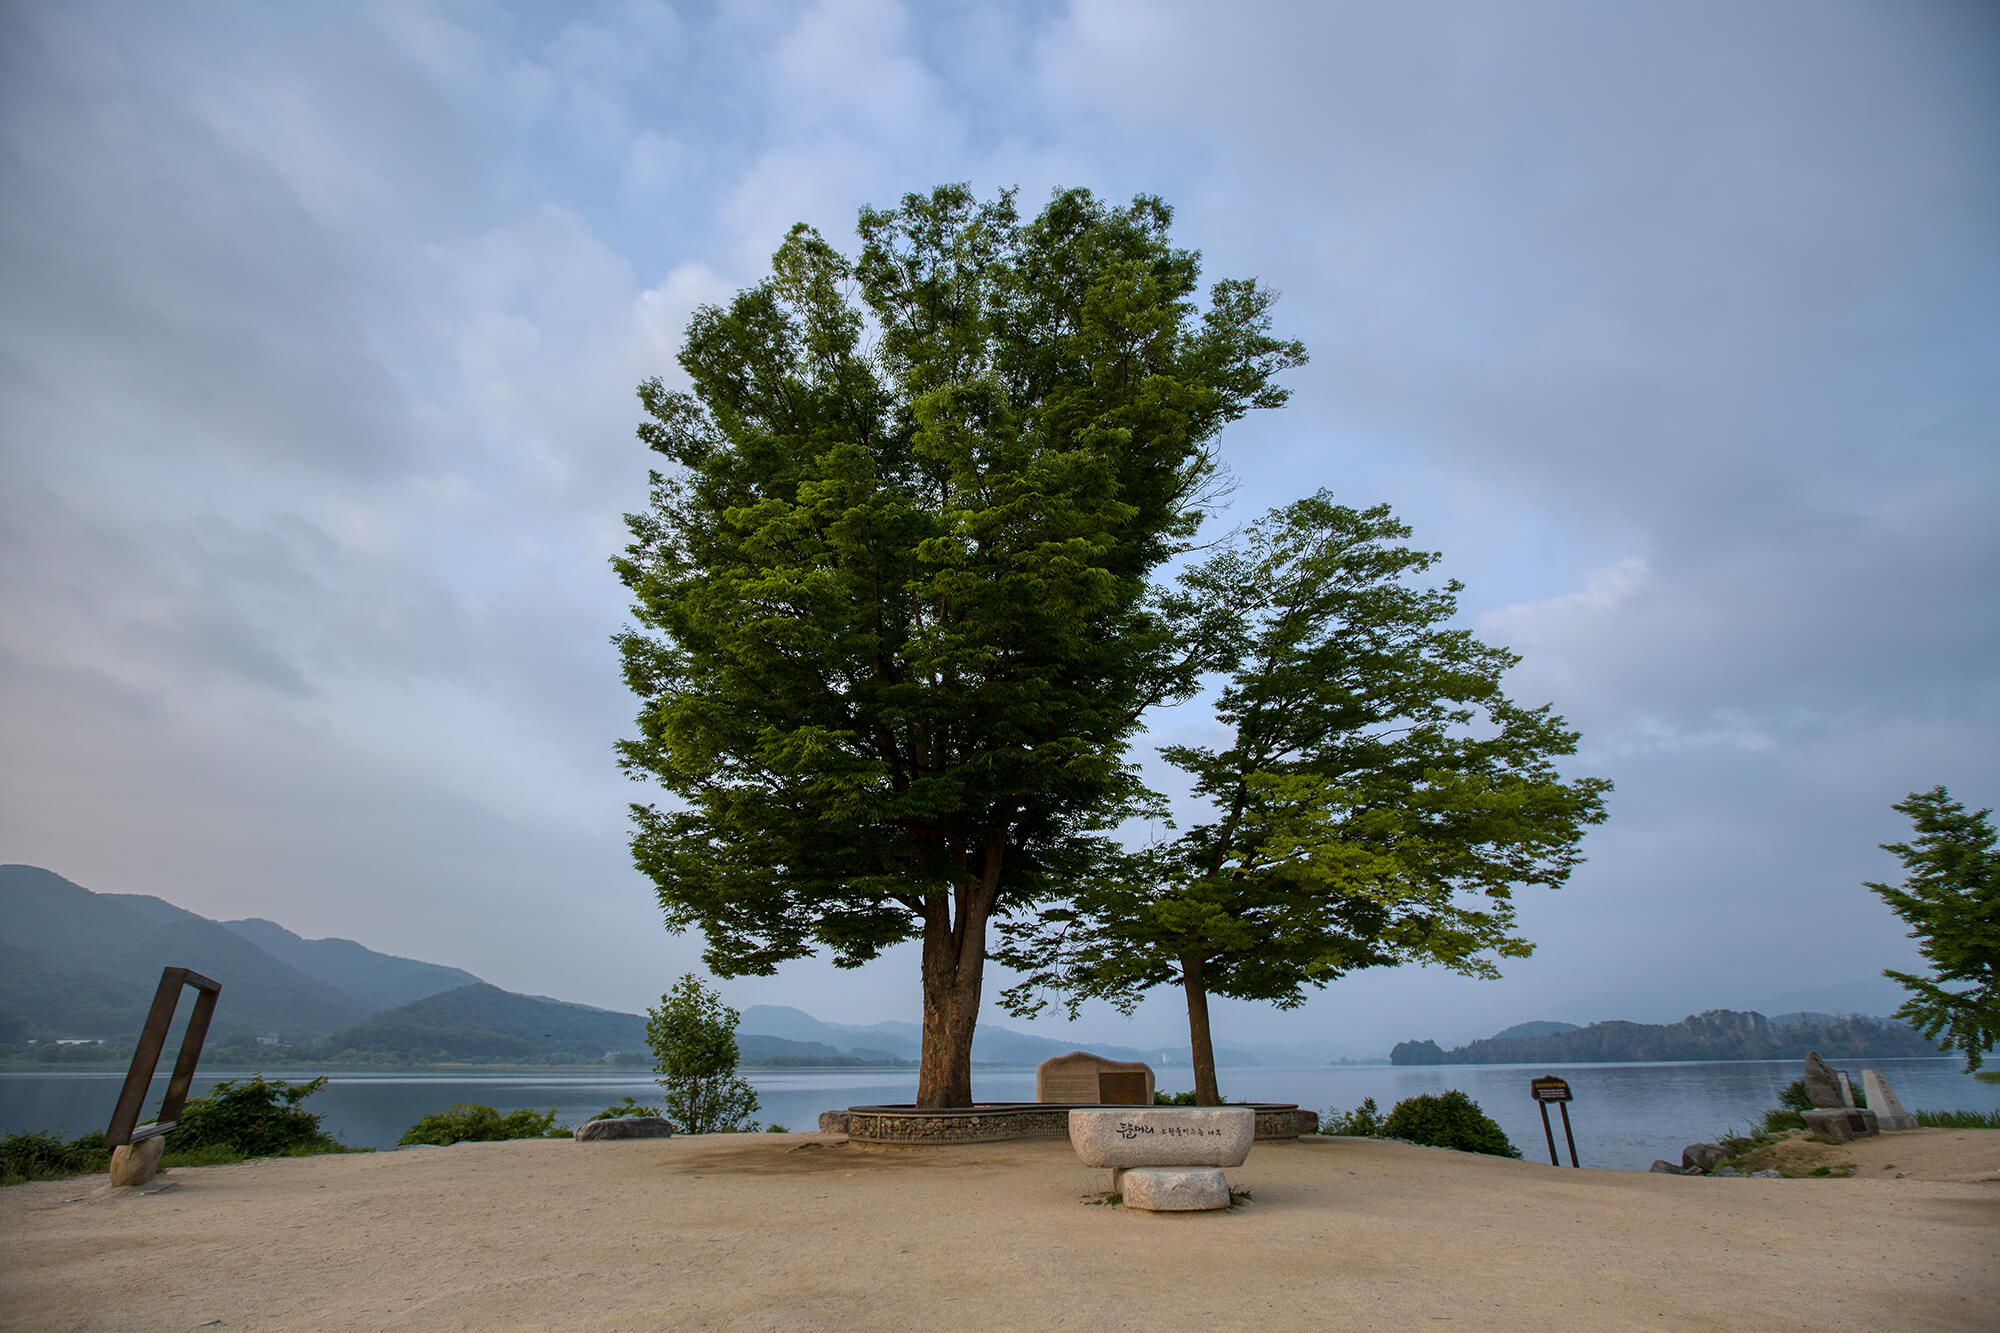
[1393,1009,1940,1065]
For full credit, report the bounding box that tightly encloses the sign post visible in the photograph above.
[1530,1075,1578,1168]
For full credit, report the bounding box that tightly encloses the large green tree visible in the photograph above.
[1868,786,1998,1071]
[995,493,1612,1104]
[613,184,1303,1107]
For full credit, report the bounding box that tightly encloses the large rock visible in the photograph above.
[1295,1109,1320,1137]
[1802,1051,1847,1109]
[1681,1143,1729,1174]
[1119,1166,1231,1211]
[574,1116,674,1142]
[1649,1160,1688,1174]
[818,1110,851,1135]
[108,1137,165,1187]
[1861,1069,1917,1131]
[1802,1107,1879,1142]
[1069,1108,1255,1169]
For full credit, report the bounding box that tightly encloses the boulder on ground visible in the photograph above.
[574,1116,674,1142]
[108,1137,165,1187]
[1682,1143,1728,1173]
[818,1111,851,1135]
[1649,1160,1687,1174]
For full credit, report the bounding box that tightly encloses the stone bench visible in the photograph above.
[1069,1107,1255,1211]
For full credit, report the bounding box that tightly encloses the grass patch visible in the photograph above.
[1976,1071,1999,1085]
[1914,1108,2000,1128]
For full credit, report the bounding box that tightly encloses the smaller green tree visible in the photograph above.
[646,974,760,1133]
[1868,786,1998,1071]
[995,493,1611,1104]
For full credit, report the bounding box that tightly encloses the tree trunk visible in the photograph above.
[1182,956,1222,1105]
[914,882,994,1108]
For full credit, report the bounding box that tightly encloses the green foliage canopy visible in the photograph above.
[1869,786,1999,1070]
[996,493,1611,1102]
[612,182,1304,1106]
[646,974,760,1133]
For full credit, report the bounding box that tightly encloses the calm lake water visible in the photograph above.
[5,1057,1993,1172]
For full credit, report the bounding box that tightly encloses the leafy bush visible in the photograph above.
[170,1075,344,1157]
[1380,1091,1521,1158]
[588,1096,661,1122]
[1914,1108,2000,1128]
[398,1104,567,1146]
[1,1131,109,1185]
[765,1122,788,1133]
[1322,1096,1384,1137]
[1152,1089,1200,1106]
[1777,1079,1814,1113]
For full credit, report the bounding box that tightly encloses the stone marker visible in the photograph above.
[108,1137,165,1187]
[1802,1107,1879,1142]
[1120,1167,1231,1211]
[574,1116,674,1141]
[1036,1051,1155,1105]
[1835,1070,1856,1107]
[1801,1051,1846,1109]
[1861,1069,1917,1130]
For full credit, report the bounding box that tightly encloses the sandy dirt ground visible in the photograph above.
[2,1130,1995,1331]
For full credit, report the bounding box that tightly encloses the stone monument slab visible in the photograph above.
[1802,1051,1846,1109]
[1861,1069,1917,1130]
[1035,1051,1155,1105]
[1802,1107,1879,1142]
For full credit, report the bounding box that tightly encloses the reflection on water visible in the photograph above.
[4,1057,1992,1172]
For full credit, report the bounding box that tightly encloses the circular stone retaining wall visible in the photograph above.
[843,1103,1305,1145]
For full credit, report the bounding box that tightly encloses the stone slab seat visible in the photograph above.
[1070,1108,1254,1211]
[1069,1107,1256,1168]
[1120,1167,1231,1211]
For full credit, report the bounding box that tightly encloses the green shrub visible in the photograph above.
[1914,1108,2000,1128]
[170,1075,344,1157]
[1777,1079,1814,1113]
[398,1104,567,1146]
[1,1131,110,1185]
[1152,1089,1200,1106]
[589,1096,661,1122]
[1322,1096,1384,1137]
[765,1122,787,1133]
[1380,1090,1521,1158]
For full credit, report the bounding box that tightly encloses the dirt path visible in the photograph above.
[3,1131,1995,1331]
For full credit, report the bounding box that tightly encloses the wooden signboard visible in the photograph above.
[1530,1075,1579,1167]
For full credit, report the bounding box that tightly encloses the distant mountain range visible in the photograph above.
[0,866,1256,1069]
[1390,1008,1942,1065]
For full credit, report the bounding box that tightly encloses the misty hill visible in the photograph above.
[321,984,650,1064]
[1,865,374,1041]
[734,1004,1261,1068]
[222,917,481,1011]
[1489,1020,1579,1041]
[1392,1009,1942,1065]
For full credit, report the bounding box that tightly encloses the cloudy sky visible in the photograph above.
[4,0,1995,1060]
